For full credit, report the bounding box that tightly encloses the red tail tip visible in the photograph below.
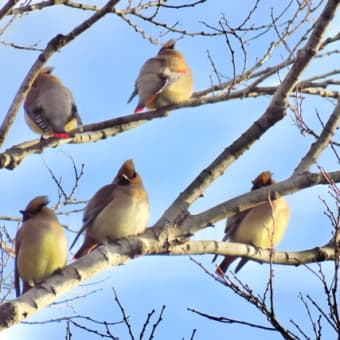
[134,107,144,114]
[52,132,70,138]
[215,267,225,277]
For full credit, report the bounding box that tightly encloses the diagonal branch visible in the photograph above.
[154,0,340,228]
[0,109,165,170]
[0,0,20,20]
[176,170,340,237]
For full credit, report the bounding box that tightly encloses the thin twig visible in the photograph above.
[112,288,135,340]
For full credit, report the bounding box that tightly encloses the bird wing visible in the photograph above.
[224,209,251,240]
[24,87,51,133]
[127,87,138,104]
[67,88,83,126]
[135,57,170,105]
[69,184,115,249]
[14,257,21,297]
[211,209,251,264]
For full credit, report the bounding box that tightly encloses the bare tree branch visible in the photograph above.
[294,98,340,173]
[0,0,20,20]
[188,307,277,331]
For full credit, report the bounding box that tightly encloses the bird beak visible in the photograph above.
[122,174,130,181]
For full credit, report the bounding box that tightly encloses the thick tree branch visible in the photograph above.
[0,225,337,330]
[170,241,336,266]
[159,170,340,238]
[0,109,165,169]
[0,243,132,330]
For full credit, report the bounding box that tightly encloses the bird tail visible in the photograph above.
[134,105,145,114]
[215,257,249,276]
[22,281,32,295]
[234,258,249,273]
[73,237,98,259]
[52,132,71,138]
[127,88,137,104]
[14,262,21,297]
[134,94,158,113]
[215,256,237,277]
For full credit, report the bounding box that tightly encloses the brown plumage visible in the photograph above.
[15,196,67,296]
[71,159,150,259]
[24,66,82,138]
[127,39,193,113]
[215,171,290,275]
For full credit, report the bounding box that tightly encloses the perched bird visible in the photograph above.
[24,66,82,138]
[214,171,290,275]
[71,159,150,259]
[15,196,67,297]
[127,39,193,113]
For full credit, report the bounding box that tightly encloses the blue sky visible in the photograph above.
[1,1,339,339]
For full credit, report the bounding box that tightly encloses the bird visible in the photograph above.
[127,39,193,113]
[14,196,67,296]
[214,171,290,275]
[24,66,82,138]
[70,159,150,259]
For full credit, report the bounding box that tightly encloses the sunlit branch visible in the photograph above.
[169,241,336,265]
[178,170,340,235]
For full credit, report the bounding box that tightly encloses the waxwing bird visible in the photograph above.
[127,39,193,113]
[15,196,67,296]
[70,159,150,259]
[24,66,82,138]
[214,171,290,275]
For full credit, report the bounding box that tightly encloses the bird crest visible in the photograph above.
[20,196,49,221]
[251,171,273,189]
[115,159,137,185]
